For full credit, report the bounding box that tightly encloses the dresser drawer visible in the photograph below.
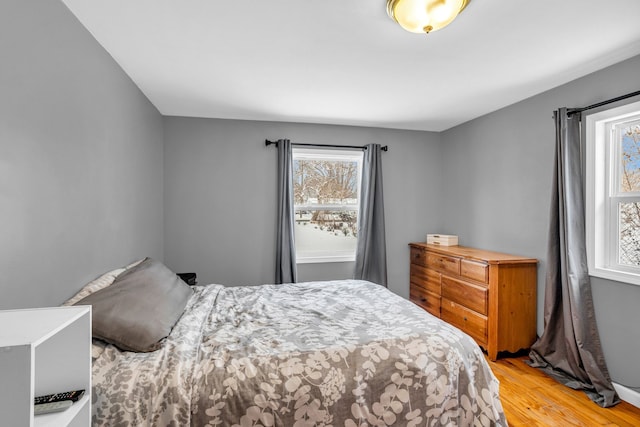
[410,286,440,317]
[410,264,441,295]
[441,298,487,345]
[426,252,460,275]
[461,259,488,283]
[441,276,488,315]
[410,247,428,267]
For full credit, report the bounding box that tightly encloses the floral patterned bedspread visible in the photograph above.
[92,280,506,426]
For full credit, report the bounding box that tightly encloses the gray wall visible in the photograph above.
[0,0,164,309]
[440,55,640,389]
[163,117,443,298]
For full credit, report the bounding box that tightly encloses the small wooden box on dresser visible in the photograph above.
[409,243,537,361]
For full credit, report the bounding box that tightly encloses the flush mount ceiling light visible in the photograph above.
[387,0,470,34]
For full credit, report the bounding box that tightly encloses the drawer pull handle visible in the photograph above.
[463,316,468,321]
[420,298,427,302]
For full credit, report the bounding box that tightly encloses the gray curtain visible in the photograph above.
[354,144,387,286]
[275,139,297,284]
[528,108,619,407]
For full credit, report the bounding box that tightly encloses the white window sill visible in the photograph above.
[589,266,640,287]
[296,255,355,264]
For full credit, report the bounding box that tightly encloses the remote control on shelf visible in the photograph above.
[34,400,73,415]
[34,389,85,405]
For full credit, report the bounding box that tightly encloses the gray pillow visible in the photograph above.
[75,257,193,352]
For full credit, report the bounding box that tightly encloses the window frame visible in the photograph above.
[586,99,640,286]
[292,147,363,264]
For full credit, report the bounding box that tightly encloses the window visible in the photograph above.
[586,99,640,286]
[292,148,363,263]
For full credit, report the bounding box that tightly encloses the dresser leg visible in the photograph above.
[488,348,498,361]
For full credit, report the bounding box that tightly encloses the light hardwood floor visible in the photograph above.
[488,357,640,426]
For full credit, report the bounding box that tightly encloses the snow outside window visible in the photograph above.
[292,148,363,263]
[586,100,640,286]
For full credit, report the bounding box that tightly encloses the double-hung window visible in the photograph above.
[292,148,363,263]
[586,99,640,285]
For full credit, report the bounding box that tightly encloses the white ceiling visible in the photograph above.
[61,0,640,132]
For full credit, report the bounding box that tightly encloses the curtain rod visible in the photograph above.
[567,89,640,117]
[265,139,388,152]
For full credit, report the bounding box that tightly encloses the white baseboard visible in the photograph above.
[613,382,640,408]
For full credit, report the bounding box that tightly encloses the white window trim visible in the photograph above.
[586,99,640,286]
[296,254,356,264]
[292,148,363,264]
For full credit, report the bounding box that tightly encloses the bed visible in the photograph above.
[72,259,506,426]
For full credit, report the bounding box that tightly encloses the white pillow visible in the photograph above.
[63,258,146,306]
[125,257,146,270]
[63,268,125,306]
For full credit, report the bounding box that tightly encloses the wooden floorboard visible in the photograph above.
[487,356,640,426]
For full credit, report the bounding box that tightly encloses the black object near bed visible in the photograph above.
[177,272,197,286]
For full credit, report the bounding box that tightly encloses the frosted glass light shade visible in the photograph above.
[387,0,469,34]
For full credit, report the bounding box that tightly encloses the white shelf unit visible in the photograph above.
[0,306,91,427]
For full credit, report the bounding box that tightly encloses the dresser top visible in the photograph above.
[409,243,537,265]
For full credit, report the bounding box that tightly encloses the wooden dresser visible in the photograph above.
[409,243,537,360]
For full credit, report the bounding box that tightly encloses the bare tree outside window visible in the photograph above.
[618,122,640,266]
